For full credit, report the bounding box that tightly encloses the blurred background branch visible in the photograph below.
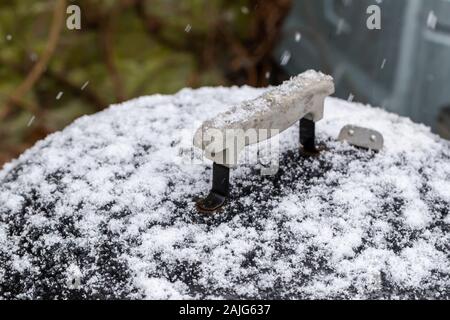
[0,0,292,165]
[1,0,67,120]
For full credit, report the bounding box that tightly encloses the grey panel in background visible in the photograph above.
[277,0,450,139]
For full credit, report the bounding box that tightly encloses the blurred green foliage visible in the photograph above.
[0,0,291,164]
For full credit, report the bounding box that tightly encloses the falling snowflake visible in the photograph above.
[280,51,291,66]
[427,11,437,29]
[27,116,35,127]
[30,53,38,62]
[336,19,346,35]
[347,93,354,102]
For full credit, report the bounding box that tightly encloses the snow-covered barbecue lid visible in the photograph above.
[0,83,449,299]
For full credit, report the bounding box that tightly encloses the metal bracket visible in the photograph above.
[338,125,384,151]
[196,163,230,213]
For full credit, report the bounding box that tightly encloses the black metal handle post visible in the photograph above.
[196,163,230,213]
[300,118,317,154]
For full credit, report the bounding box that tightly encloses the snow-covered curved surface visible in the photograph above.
[0,86,449,299]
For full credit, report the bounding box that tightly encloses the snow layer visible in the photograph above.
[0,86,449,299]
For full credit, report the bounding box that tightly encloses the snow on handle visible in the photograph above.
[193,70,335,167]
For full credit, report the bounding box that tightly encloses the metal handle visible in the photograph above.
[324,0,351,33]
[195,70,335,213]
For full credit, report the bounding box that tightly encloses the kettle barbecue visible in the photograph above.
[0,70,449,299]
